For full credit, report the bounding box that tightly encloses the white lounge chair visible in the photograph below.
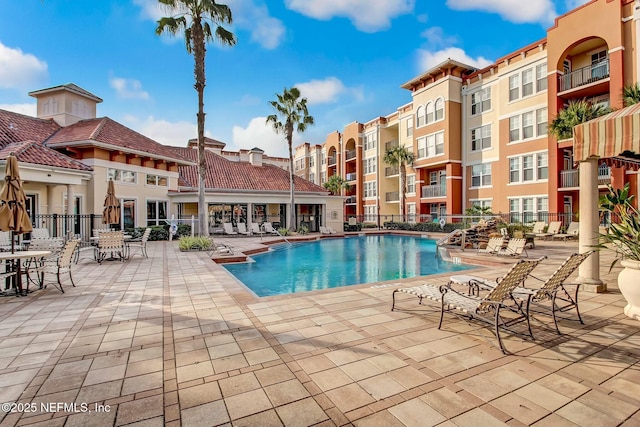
[552,222,579,241]
[536,221,562,240]
[250,223,262,236]
[236,223,250,236]
[262,222,280,235]
[478,237,504,255]
[319,226,331,235]
[223,223,238,235]
[496,238,528,257]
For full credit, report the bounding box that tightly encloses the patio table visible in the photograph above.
[0,250,51,296]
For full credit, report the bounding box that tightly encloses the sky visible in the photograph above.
[0,0,590,158]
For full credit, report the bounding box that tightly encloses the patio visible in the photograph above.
[0,235,638,426]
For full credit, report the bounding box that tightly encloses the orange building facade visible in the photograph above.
[294,0,640,224]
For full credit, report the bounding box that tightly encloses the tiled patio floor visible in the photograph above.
[0,234,638,427]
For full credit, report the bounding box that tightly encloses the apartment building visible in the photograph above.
[295,0,640,224]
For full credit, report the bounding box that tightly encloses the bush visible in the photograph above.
[125,226,169,241]
[178,236,212,251]
[298,225,308,235]
[382,221,461,233]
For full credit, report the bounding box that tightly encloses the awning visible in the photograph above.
[573,103,640,169]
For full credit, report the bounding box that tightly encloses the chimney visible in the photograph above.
[249,147,264,167]
[187,137,225,155]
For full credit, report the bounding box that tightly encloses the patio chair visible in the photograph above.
[552,222,579,241]
[26,239,80,293]
[478,237,504,255]
[236,223,250,236]
[262,222,280,235]
[450,252,593,335]
[392,257,546,354]
[31,228,50,239]
[96,231,126,264]
[127,227,151,258]
[495,238,528,257]
[0,231,16,251]
[223,223,238,235]
[26,237,65,255]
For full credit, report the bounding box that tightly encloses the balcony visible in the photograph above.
[385,140,398,151]
[327,156,336,166]
[345,196,357,204]
[385,191,399,202]
[385,166,399,177]
[558,59,609,92]
[345,172,357,181]
[345,150,356,161]
[421,185,446,198]
[559,165,611,188]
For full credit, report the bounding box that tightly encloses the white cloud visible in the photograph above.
[122,115,212,146]
[109,77,150,100]
[417,47,493,73]
[285,0,414,32]
[0,42,48,90]
[565,0,591,11]
[446,0,557,25]
[295,77,346,105]
[0,103,37,117]
[420,27,458,49]
[133,0,166,21]
[232,116,303,157]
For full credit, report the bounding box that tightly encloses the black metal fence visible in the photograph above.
[32,214,104,239]
[347,212,581,228]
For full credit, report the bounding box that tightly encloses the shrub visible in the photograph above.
[178,236,212,251]
[278,228,290,236]
[298,225,309,235]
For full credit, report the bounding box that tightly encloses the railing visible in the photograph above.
[345,172,357,181]
[32,213,103,239]
[421,185,446,198]
[343,213,579,228]
[559,166,611,188]
[345,196,357,204]
[385,166,399,177]
[385,140,398,151]
[385,191,399,202]
[345,150,356,160]
[559,59,609,92]
[327,156,336,166]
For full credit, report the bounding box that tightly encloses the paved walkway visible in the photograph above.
[0,234,638,427]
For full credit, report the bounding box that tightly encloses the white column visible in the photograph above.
[635,0,640,78]
[66,185,74,238]
[577,158,606,292]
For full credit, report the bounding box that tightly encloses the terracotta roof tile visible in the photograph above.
[173,147,328,193]
[0,140,93,171]
[47,117,192,164]
[0,110,60,146]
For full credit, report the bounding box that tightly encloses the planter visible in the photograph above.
[619,259,640,320]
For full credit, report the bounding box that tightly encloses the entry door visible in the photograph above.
[563,196,573,225]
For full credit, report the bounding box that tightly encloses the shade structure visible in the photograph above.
[103,179,120,225]
[0,155,33,237]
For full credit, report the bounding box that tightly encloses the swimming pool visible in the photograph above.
[222,235,473,297]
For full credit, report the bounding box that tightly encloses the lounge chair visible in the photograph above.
[478,237,504,255]
[250,223,262,236]
[319,226,331,235]
[496,238,528,257]
[328,227,339,234]
[205,238,234,256]
[223,223,238,235]
[536,221,562,240]
[552,222,579,241]
[262,222,280,235]
[392,257,547,354]
[530,222,546,235]
[451,252,593,335]
[236,223,250,236]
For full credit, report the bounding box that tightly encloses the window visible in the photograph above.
[522,111,534,139]
[522,198,534,222]
[509,158,520,183]
[591,50,608,78]
[522,155,534,181]
[320,172,326,184]
[425,102,434,124]
[509,74,519,101]
[536,63,547,91]
[121,199,136,229]
[147,200,167,226]
[364,181,377,198]
[108,168,136,184]
[146,174,167,186]
[471,164,491,187]
[471,199,492,211]
[522,69,534,97]
[434,98,444,121]
[364,133,377,151]
[426,132,444,157]
[537,197,548,219]
[537,152,548,179]
[407,204,416,223]
[509,199,520,223]
[471,88,491,115]
[510,197,548,223]
[364,205,376,222]
[309,156,315,167]
[321,152,326,165]
[509,116,520,142]
[407,175,416,194]
[417,137,426,158]
[363,157,376,175]
[309,172,315,183]
[536,108,547,136]
[406,117,413,137]
[416,106,425,127]
[471,124,491,151]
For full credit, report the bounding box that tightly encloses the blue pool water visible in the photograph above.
[223,235,474,297]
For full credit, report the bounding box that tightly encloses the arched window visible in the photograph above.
[425,102,434,124]
[416,106,425,127]
[435,98,444,121]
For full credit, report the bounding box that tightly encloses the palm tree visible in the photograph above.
[383,145,414,220]
[623,83,640,107]
[549,99,611,140]
[266,87,314,232]
[156,0,236,236]
[323,174,350,195]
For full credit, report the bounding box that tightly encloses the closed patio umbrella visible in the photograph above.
[0,154,33,252]
[103,179,120,225]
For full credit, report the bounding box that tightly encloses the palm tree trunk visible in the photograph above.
[287,126,296,231]
[400,163,406,221]
[193,19,208,236]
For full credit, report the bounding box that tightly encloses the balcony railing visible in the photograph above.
[345,172,357,181]
[385,191,399,202]
[327,156,336,166]
[559,165,611,188]
[559,59,609,92]
[345,150,356,160]
[345,196,357,204]
[385,140,398,151]
[385,166,399,177]
[421,185,446,198]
